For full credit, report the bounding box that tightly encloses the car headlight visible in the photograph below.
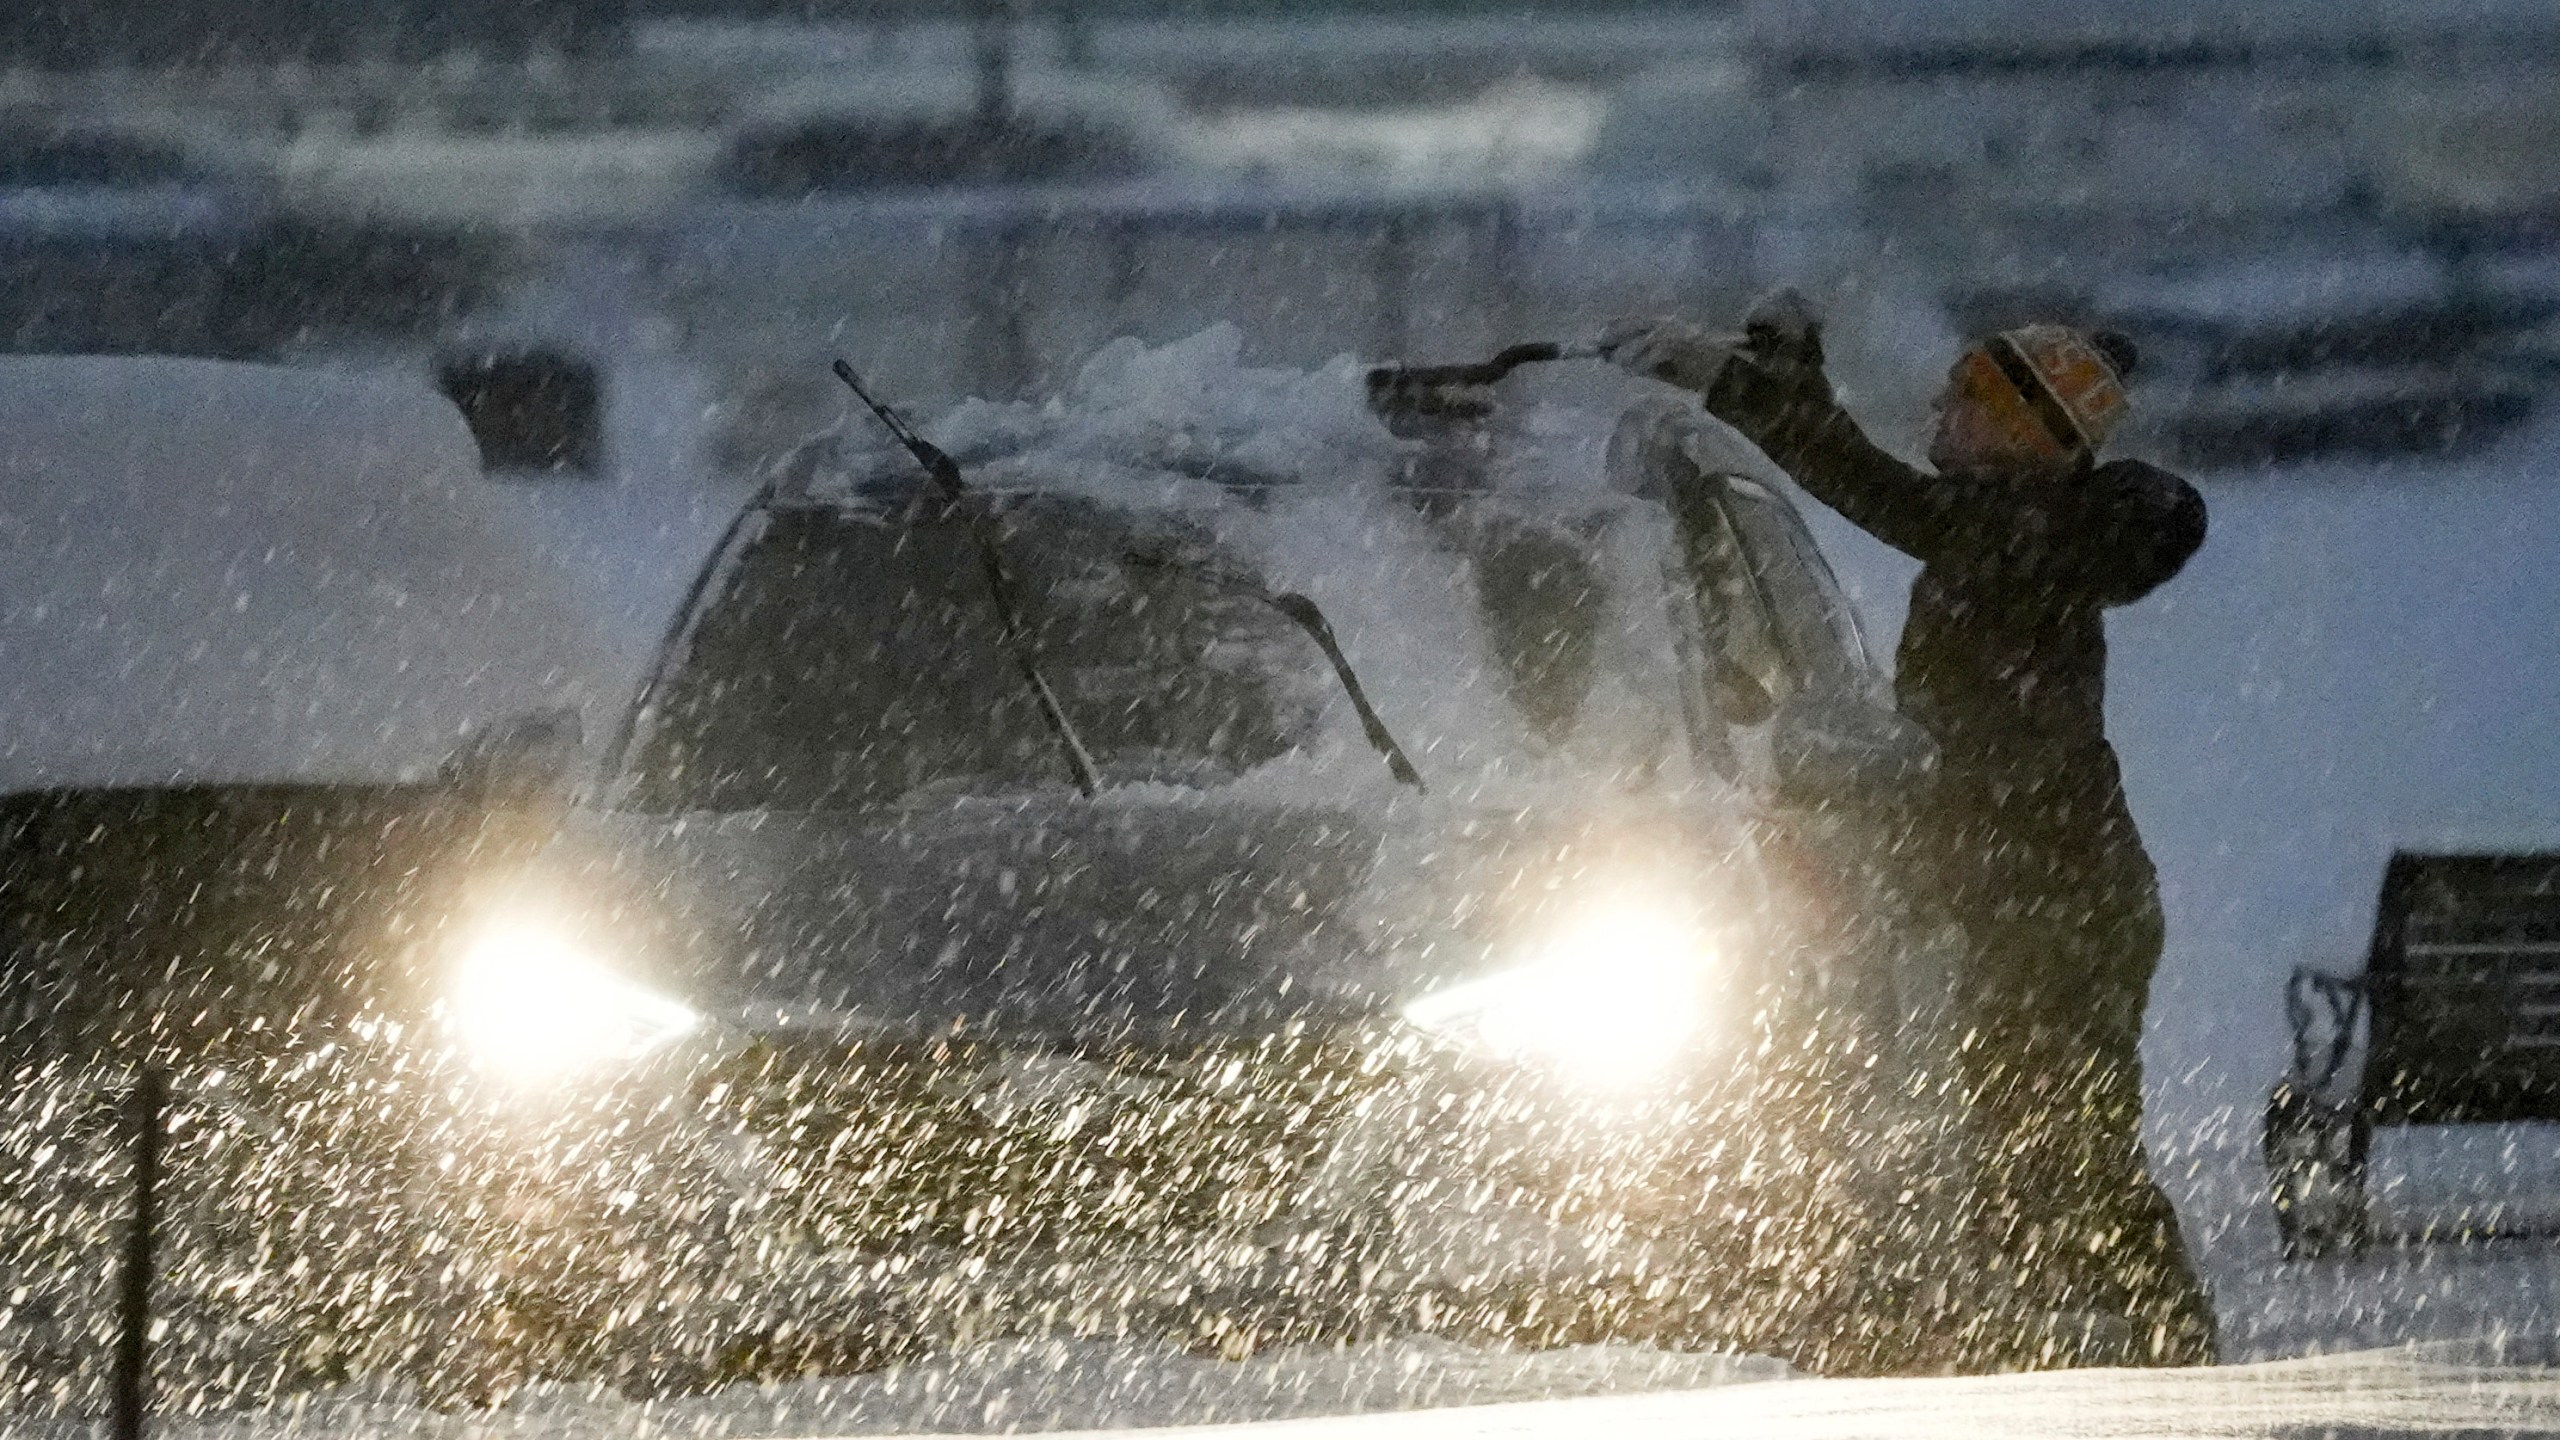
[443,917,699,1084]
[1401,894,1713,1091]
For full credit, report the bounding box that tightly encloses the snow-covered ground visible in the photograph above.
[82,1341,2560,1440]
[132,1341,1787,1440]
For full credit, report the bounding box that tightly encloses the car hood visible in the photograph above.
[539,788,1751,1045]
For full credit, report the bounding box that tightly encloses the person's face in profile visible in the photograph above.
[1926,347,2072,473]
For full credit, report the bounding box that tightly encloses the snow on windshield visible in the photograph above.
[752,326,1711,810]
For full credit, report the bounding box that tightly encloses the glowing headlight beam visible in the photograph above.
[444,922,699,1084]
[1403,901,1711,1090]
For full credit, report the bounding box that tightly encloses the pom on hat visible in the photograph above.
[2090,330,2140,381]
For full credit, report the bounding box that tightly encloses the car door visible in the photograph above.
[1606,397,1890,730]
[1607,396,1959,1191]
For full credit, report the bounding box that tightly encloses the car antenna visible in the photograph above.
[833,359,1100,798]
[1123,544,1425,794]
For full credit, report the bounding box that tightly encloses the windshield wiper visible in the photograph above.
[1123,543,1425,794]
[833,359,1101,798]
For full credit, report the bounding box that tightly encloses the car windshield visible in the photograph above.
[8,0,2560,1433]
[621,471,1700,811]
[620,495,1322,809]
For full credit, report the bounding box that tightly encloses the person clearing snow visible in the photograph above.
[1600,295,2215,1369]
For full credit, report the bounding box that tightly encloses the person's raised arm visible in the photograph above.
[1727,369,2206,601]
[1604,301,2205,596]
[1604,300,1975,566]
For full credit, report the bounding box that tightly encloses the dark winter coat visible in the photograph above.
[1699,341,2219,1361]
[1701,345,2207,939]
[1688,330,2217,1363]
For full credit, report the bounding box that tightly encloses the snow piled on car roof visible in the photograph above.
[790,324,1616,509]
[0,356,602,791]
[951,325,1401,494]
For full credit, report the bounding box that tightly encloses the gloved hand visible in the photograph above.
[1606,290,1839,458]
[1601,289,1827,395]
[1597,315,1738,394]
[1737,288,1824,373]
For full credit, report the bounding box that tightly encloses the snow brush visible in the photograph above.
[833,359,1101,798]
[1364,340,1604,423]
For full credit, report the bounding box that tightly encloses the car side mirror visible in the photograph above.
[1769,694,1936,810]
[439,706,583,805]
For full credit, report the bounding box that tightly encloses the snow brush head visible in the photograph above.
[1363,341,1602,437]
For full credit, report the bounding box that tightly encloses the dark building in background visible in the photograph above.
[0,0,632,67]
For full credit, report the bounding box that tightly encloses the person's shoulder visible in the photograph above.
[2094,455,2205,525]
[2090,455,2208,587]
[2091,454,2191,490]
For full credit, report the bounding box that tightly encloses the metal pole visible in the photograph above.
[963,215,1036,401]
[972,0,1017,127]
[1370,214,1414,362]
[111,1065,163,1440]
[1487,200,1526,348]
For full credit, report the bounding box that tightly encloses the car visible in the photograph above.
[0,355,616,1411]
[472,330,1950,1373]
[719,69,1194,198]
[0,355,600,1047]
[0,332,1954,1408]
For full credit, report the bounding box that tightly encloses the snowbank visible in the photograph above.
[0,357,601,791]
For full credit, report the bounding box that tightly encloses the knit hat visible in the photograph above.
[1951,324,2138,462]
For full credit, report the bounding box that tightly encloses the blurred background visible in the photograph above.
[7,0,2558,485]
